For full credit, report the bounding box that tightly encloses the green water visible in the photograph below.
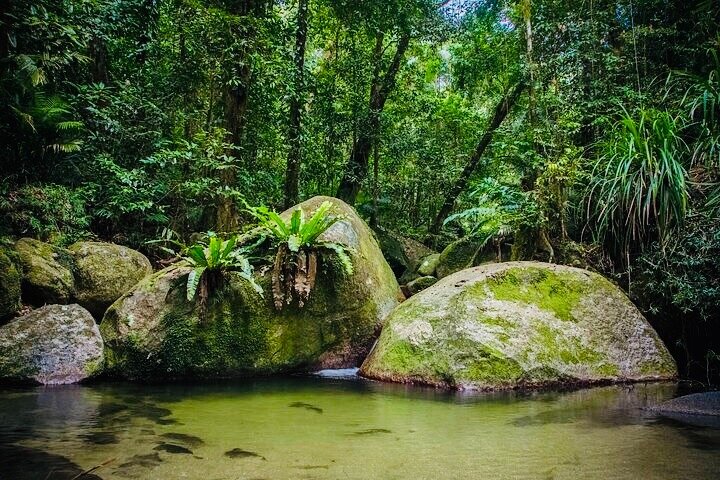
[0,375,718,479]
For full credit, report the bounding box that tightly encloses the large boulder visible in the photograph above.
[0,248,21,320]
[0,304,104,384]
[360,262,677,390]
[436,237,497,279]
[14,238,75,305]
[100,196,402,380]
[69,241,153,317]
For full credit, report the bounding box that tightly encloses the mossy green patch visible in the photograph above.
[532,323,605,365]
[14,238,75,305]
[486,267,585,321]
[0,249,21,319]
[0,344,40,380]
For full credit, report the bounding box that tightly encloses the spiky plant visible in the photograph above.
[248,201,353,310]
[585,107,689,262]
[149,231,262,315]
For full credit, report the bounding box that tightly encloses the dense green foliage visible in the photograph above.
[1,0,719,382]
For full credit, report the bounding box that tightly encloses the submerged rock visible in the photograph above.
[360,262,677,390]
[0,304,104,384]
[651,392,720,417]
[14,238,75,305]
[100,196,402,380]
[0,248,21,319]
[69,241,153,317]
[224,448,266,460]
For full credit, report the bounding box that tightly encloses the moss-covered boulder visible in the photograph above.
[406,276,438,296]
[375,227,435,277]
[417,253,441,276]
[14,238,75,305]
[436,237,497,279]
[360,262,677,390]
[0,249,21,319]
[100,196,402,380]
[0,304,104,384]
[69,241,153,317]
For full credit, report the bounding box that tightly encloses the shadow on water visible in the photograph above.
[1,376,718,479]
[0,444,103,480]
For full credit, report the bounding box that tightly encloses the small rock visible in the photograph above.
[406,276,438,296]
[651,392,720,417]
[436,237,497,279]
[417,254,441,276]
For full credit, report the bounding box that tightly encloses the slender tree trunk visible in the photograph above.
[90,36,109,84]
[430,82,526,233]
[283,0,310,209]
[370,138,380,227]
[336,33,410,205]
[216,0,268,231]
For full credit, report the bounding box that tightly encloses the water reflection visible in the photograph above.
[0,378,718,480]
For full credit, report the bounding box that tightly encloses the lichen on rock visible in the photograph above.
[360,262,677,390]
[0,304,104,384]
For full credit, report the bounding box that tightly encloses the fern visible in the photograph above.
[148,231,263,317]
[247,201,354,310]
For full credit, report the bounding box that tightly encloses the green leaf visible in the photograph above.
[187,267,206,301]
[287,234,301,252]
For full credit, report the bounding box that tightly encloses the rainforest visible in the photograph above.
[0,1,719,479]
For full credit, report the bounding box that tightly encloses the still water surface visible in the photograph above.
[0,375,718,479]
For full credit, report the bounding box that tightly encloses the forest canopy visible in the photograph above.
[1,0,719,381]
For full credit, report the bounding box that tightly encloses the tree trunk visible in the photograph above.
[430,81,526,233]
[336,33,410,205]
[90,36,109,84]
[216,0,268,231]
[283,0,310,209]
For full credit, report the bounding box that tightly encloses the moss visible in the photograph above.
[533,324,604,363]
[0,344,40,380]
[486,267,585,321]
[478,315,516,330]
[436,237,496,278]
[406,276,437,295]
[595,363,620,376]
[458,344,524,384]
[14,238,75,305]
[0,249,21,319]
[380,340,423,373]
[70,241,152,316]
